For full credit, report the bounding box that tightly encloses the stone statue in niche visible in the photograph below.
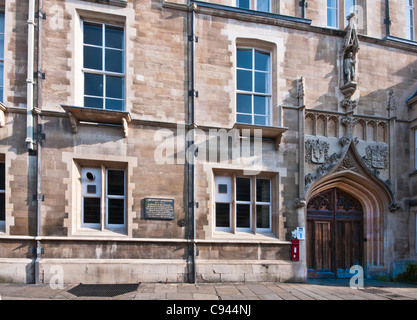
[343,51,356,84]
[340,13,359,98]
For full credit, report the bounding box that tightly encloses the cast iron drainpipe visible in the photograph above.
[27,0,44,284]
[26,0,35,151]
[385,0,391,36]
[187,0,197,284]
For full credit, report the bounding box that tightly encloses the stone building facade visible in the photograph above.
[0,0,416,284]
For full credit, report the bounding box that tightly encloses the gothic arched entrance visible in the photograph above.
[307,187,364,278]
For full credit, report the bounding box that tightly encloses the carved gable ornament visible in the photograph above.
[335,151,360,173]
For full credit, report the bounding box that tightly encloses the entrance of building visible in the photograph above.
[307,188,364,278]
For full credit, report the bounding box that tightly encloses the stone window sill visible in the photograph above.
[73,227,128,238]
[61,105,131,137]
[233,122,288,150]
[81,0,128,7]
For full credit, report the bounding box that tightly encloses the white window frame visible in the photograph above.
[407,0,415,41]
[236,47,272,126]
[255,178,272,232]
[415,129,417,170]
[81,166,126,231]
[327,0,339,28]
[82,20,125,110]
[105,169,126,229]
[0,162,4,231]
[414,210,417,253]
[214,176,232,232]
[235,177,252,232]
[214,175,272,234]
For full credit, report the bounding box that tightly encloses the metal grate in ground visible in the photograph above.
[67,283,140,297]
[360,288,390,295]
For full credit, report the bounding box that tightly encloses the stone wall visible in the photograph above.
[0,0,416,283]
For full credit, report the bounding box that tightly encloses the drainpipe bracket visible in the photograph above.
[25,138,36,151]
[35,10,46,20]
[32,247,44,255]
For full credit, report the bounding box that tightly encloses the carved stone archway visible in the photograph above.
[305,143,395,276]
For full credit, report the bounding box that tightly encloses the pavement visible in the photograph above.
[0,278,417,301]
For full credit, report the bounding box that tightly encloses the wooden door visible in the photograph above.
[307,188,363,279]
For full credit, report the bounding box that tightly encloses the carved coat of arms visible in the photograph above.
[305,139,329,164]
[363,145,388,169]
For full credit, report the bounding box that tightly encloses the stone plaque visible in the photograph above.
[144,198,175,220]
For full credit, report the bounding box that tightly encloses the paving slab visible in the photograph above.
[0,279,415,301]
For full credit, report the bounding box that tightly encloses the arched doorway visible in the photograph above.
[307,187,364,278]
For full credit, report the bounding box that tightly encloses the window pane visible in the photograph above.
[236,177,251,201]
[107,170,124,196]
[254,96,268,115]
[0,193,4,221]
[345,0,355,13]
[84,73,103,97]
[0,87,3,103]
[106,99,124,111]
[237,114,252,124]
[255,51,270,71]
[236,204,250,228]
[256,205,270,229]
[256,179,270,202]
[237,0,250,9]
[84,46,102,70]
[415,129,417,169]
[83,198,101,224]
[106,76,124,99]
[328,0,337,7]
[215,203,230,228]
[0,35,4,60]
[105,26,124,49]
[237,69,252,91]
[0,62,3,87]
[105,49,124,73]
[255,72,269,93]
[409,27,415,41]
[237,94,252,114]
[257,0,270,12]
[85,97,103,109]
[84,23,102,46]
[254,116,266,125]
[0,13,4,34]
[237,49,252,69]
[327,9,337,27]
[0,163,5,190]
[108,199,124,225]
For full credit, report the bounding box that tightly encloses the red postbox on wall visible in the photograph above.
[291,239,299,261]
